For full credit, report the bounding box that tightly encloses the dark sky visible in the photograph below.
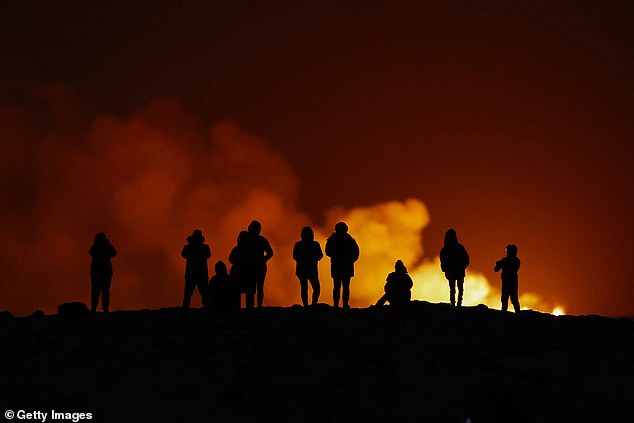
[1,0,633,316]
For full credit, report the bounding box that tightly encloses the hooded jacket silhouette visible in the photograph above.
[325,223,360,279]
[439,229,469,306]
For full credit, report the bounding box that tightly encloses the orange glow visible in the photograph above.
[552,307,565,316]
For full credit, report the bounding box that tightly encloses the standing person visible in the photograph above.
[247,220,274,308]
[325,222,360,309]
[375,260,413,308]
[494,244,521,312]
[229,231,256,308]
[181,229,211,309]
[89,232,117,313]
[292,226,323,307]
[439,229,470,307]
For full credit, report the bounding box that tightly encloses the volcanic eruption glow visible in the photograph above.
[0,93,557,315]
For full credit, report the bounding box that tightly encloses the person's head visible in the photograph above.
[444,229,458,246]
[301,226,314,242]
[395,260,407,273]
[237,230,250,246]
[93,232,107,244]
[188,229,204,243]
[334,221,348,234]
[248,220,262,235]
[215,260,228,275]
[506,244,518,257]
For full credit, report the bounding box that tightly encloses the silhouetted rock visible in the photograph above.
[28,310,46,319]
[0,310,14,322]
[57,302,90,318]
[0,302,632,422]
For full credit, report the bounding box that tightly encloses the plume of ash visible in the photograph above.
[0,91,550,314]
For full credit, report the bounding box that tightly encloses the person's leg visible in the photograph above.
[245,293,255,309]
[510,280,520,312]
[102,276,112,313]
[196,277,207,304]
[375,294,388,306]
[183,278,196,309]
[309,277,321,306]
[299,278,309,307]
[457,278,464,307]
[333,278,342,307]
[342,278,351,309]
[90,275,100,312]
[256,269,267,308]
[448,279,456,306]
[501,282,509,312]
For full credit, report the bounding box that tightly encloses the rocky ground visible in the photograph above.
[1,302,633,423]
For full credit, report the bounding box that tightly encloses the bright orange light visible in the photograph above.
[552,306,565,316]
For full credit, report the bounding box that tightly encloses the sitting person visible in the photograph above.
[375,260,413,308]
[205,261,237,310]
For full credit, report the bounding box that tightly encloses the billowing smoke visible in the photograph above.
[0,90,553,314]
[316,200,551,311]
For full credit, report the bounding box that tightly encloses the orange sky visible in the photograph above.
[1,1,633,316]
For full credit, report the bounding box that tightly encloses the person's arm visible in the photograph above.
[264,239,273,261]
[292,242,300,261]
[110,245,117,258]
[315,242,324,261]
[204,245,211,259]
[494,259,502,272]
[351,239,360,262]
[229,247,237,264]
[181,245,189,259]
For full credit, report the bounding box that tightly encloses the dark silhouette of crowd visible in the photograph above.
[88,224,523,314]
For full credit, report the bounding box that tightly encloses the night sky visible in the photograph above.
[1,1,633,316]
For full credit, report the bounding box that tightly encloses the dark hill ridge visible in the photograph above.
[1,302,632,423]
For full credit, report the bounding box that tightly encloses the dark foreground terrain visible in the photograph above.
[1,302,633,423]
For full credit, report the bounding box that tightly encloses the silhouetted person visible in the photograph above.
[439,229,470,307]
[181,229,211,309]
[375,260,413,308]
[229,231,256,308]
[89,232,117,313]
[325,222,360,309]
[247,220,274,308]
[293,226,323,307]
[494,244,521,312]
[205,261,237,310]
